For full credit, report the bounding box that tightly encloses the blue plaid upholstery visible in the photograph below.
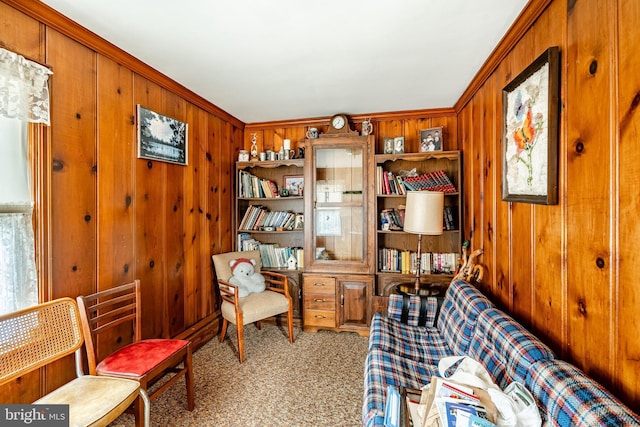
[468,308,555,388]
[436,279,493,355]
[362,348,439,427]
[527,359,640,426]
[387,294,439,326]
[368,313,454,363]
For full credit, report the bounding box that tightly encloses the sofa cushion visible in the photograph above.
[362,347,439,427]
[387,293,440,327]
[437,280,493,355]
[368,312,455,364]
[527,359,640,427]
[468,308,555,388]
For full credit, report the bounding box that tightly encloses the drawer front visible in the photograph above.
[304,309,336,327]
[304,294,335,311]
[303,276,336,295]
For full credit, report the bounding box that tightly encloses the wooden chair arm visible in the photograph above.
[217,278,240,306]
[261,271,290,296]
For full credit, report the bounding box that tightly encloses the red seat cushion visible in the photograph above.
[96,339,189,378]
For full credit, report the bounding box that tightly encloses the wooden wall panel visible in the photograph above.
[615,0,640,407]
[134,76,166,340]
[47,29,97,301]
[565,0,614,379]
[96,57,135,289]
[164,92,187,337]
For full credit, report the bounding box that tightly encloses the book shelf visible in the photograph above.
[236,159,305,269]
[374,151,462,295]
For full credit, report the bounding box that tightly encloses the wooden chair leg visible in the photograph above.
[236,321,245,363]
[287,307,294,344]
[219,318,228,343]
[255,320,262,330]
[184,347,195,411]
[133,389,146,427]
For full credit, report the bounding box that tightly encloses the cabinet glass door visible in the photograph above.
[313,146,364,263]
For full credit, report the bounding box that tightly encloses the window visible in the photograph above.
[0,116,38,314]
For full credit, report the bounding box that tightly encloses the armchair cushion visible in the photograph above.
[221,290,290,325]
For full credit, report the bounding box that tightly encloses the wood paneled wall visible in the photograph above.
[458,0,640,409]
[0,0,240,401]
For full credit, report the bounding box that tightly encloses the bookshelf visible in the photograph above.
[374,151,462,295]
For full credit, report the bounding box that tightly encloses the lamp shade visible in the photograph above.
[403,191,444,235]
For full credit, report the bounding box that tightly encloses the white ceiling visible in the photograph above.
[40,0,528,124]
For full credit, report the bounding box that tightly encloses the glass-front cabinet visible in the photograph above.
[304,135,375,274]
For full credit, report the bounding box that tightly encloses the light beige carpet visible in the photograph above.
[110,324,369,426]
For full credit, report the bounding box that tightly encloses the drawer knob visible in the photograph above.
[314,283,326,287]
[314,315,326,319]
[313,298,328,302]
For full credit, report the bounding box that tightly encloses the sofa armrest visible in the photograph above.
[387,294,443,327]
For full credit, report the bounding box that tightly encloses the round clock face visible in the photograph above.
[332,115,346,130]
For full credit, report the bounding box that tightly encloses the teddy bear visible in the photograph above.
[228,257,266,298]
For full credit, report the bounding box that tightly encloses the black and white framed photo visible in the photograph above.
[393,136,405,154]
[419,127,443,152]
[383,137,394,154]
[137,105,188,165]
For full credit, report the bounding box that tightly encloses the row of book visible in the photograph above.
[376,167,457,195]
[238,170,279,198]
[379,206,458,231]
[403,170,457,193]
[239,205,299,231]
[378,248,458,274]
[380,207,405,231]
[237,234,304,269]
[377,169,407,195]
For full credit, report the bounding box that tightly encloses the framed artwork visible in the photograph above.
[316,209,341,236]
[137,105,188,165]
[393,136,405,154]
[283,175,304,196]
[293,213,304,230]
[502,46,560,205]
[419,127,443,152]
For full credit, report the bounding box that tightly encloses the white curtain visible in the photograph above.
[0,48,52,125]
[0,48,52,314]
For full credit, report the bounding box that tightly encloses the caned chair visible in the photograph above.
[76,280,194,427]
[0,298,149,427]
[212,250,294,363]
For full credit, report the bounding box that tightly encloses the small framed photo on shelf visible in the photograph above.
[383,137,394,154]
[293,213,304,230]
[419,127,443,152]
[283,175,304,196]
[394,136,405,154]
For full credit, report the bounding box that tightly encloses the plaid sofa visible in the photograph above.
[362,280,640,427]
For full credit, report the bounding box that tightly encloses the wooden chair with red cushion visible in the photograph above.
[76,280,194,426]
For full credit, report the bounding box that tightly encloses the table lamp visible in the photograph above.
[403,191,444,293]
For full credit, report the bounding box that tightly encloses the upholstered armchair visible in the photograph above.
[212,250,294,363]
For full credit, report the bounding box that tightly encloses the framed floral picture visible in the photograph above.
[502,47,560,205]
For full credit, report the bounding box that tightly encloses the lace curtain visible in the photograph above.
[0,48,52,125]
[0,204,38,314]
[0,48,52,314]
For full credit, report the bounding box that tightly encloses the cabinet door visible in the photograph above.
[337,275,373,328]
[304,135,375,274]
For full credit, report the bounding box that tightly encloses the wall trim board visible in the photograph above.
[454,0,554,112]
[245,107,457,130]
[2,0,245,129]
